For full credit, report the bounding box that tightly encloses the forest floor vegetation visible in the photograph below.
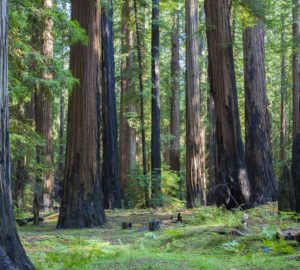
[18,204,300,270]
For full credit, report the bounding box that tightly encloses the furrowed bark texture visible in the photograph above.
[151,0,162,207]
[57,0,105,228]
[101,0,121,209]
[0,0,35,268]
[120,0,137,206]
[186,0,206,208]
[205,0,251,209]
[243,23,277,205]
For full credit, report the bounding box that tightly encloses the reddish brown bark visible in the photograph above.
[186,0,206,208]
[205,0,250,208]
[57,0,105,228]
[243,23,277,204]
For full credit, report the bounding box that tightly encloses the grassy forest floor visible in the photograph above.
[18,204,300,270]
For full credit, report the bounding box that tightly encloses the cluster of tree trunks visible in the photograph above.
[0,0,35,267]
[57,0,105,228]
[205,0,251,209]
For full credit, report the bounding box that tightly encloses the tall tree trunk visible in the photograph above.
[292,1,300,212]
[0,1,35,267]
[207,93,217,205]
[185,0,206,208]
[293,0,300,138]
[134,0,149,207]
[55,89,65,201]
[170,14,180,175]
[243,23,277,205]
[151,0,162,207]
[280,16,287,163]
[292,132,300,212]
[101,0,121,209]
[120,0,137,206]
[57,0,105,228]
[34,0,54,219]
[278,16,294,212]
[204,0,250,209]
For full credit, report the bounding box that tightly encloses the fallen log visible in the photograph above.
[277,229,300,242]
[16,217,44,226]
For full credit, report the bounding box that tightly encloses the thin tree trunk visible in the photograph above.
[101,0,121,209]
[293,0,300,138]
[34,0,54,218]
[207,93,217,204]
[120,0,137,206]
[204,0,251,209]
[185,0,206,208]
[57,0,105,228]
[280,16,287,163]
[151,0,162,207]
[0,1,35,267]
[170,14,180,175]
[278,15,295,212]
[134,0,149,207]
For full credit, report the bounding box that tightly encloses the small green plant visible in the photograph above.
[262,238,296,255]
[222,240,246,254]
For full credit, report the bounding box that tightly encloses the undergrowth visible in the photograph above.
[18,204,300,270]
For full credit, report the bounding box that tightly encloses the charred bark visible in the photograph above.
[243,23,277,205]
[0,1,35,268]
[204,0,251,209]
[151,0,162,207]
[57,0,105,228]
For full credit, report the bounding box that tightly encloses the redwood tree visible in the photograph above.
[293,0,300,138]
[169,13,180,175]
[151,0,162,207]
[101,0,121,209]
[35,0,54,213]
[204,0,251,209]
[0,0,34,267]
[292,0,300,212]
[57,0,105,228]
[185,0,206,208]
[120,0,136,206]
[243,23,277,205]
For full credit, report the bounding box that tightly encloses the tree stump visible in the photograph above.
[149,221,160,231]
